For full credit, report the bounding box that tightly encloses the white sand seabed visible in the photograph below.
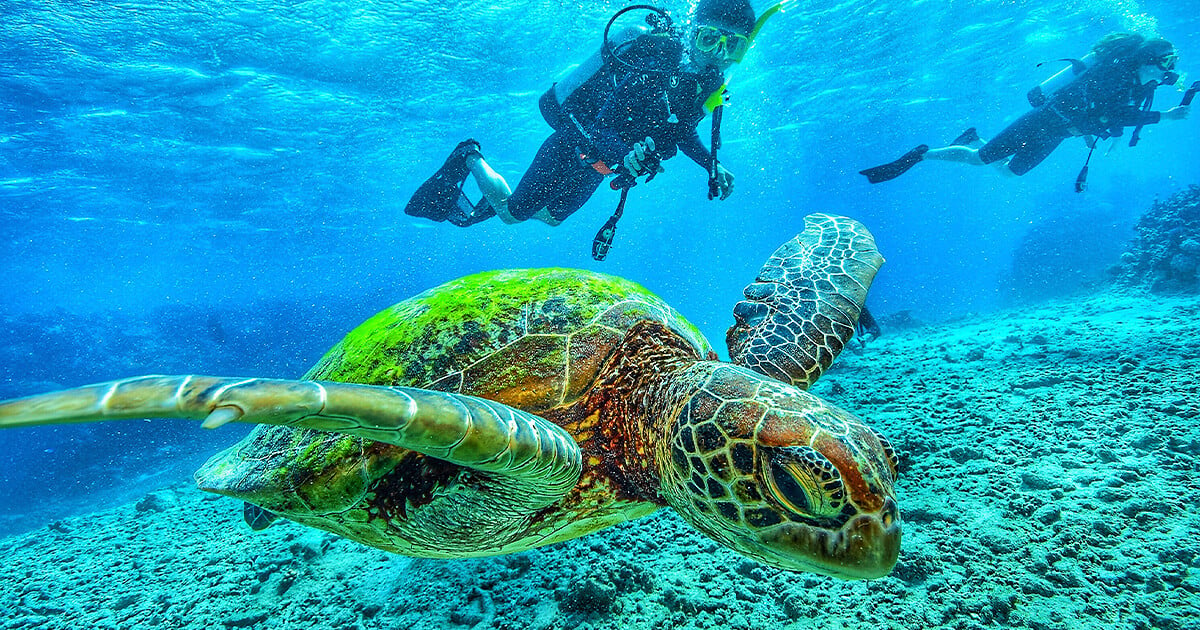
[1,289,1198,630]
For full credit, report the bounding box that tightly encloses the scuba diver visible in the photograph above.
[860,34,1192,188]
[405,0,777,249]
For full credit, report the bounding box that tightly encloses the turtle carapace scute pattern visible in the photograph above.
[0,213,899,579]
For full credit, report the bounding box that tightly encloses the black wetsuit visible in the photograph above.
[509,33,724,222]
[979,61,1163,175]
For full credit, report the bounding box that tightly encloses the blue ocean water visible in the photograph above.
[0,0,1196,556]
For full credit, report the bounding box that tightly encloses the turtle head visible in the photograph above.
[661,363,900,579]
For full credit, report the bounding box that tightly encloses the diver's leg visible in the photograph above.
[528,168,601,227]
[994,159,1019,177]
[508,132,592,226]
[923,145,986,165]
[964,129,1004,172]
[987,128,1058,176]
[1005,132,1066,176]
[924,143,1019,176]
[541,170,603,225]
[923,126,991,164]
[464,155,519,224]
[528,209,563,226]
[975,108,1066,177]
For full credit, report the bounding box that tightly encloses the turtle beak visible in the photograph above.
[753,497,901,579]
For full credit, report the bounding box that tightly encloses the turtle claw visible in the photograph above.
[731,297,769,327]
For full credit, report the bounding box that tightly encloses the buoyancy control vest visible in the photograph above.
[538,30,718,169]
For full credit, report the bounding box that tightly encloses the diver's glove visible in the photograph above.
[623,137,665,179]
[712,163,735,200]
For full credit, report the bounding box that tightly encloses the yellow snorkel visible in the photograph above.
[702,0,790,199]
[703,0,792,113]
[749,0,788,41]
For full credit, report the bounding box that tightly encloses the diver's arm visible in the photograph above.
[1160,105,1189,121]
[1107,105,1187,127]
[677,130,712,169]
[1106,106,1163,128]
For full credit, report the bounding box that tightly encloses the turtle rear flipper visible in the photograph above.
[726,213,884,389]
[244,503,278,531]
[0,375,583,514]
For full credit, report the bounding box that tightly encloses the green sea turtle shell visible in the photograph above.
[197,268,712,522]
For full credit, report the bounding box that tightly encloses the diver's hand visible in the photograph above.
[713,163,735,200]
[1162,105,1189,121]
[623,137,664,178]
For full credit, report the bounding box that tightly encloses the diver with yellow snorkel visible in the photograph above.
[405,0,786,259]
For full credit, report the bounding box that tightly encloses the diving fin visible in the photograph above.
[405,139,482,222]
[859,144,929,184]
[447,197,497,227]
[950,127,979,147]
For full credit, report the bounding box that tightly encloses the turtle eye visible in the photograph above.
[763,446,845,518]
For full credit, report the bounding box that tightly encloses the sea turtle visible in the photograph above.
[0,213,899,579]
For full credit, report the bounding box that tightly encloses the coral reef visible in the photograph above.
[1112,185,1200,293]
[876,309,924,332]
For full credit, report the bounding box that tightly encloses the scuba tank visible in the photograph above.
[1027,53,1095,107]
[539,6,679,135]
[538,22,659,132]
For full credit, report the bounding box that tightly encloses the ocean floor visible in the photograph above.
[1,289,1198,630]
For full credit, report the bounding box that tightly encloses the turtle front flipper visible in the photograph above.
[0,375,582,512]
[726,213,884,389]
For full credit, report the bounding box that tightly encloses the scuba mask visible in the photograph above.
[694,25,751,62]
[1154,52,1177,72]
[1156,53,1180,86]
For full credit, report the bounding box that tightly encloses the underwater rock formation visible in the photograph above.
[1112,185,1200,293]
[875,309,924,332]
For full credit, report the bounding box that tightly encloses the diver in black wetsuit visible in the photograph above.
[861,34,1190,184]
[406,0,757,227]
